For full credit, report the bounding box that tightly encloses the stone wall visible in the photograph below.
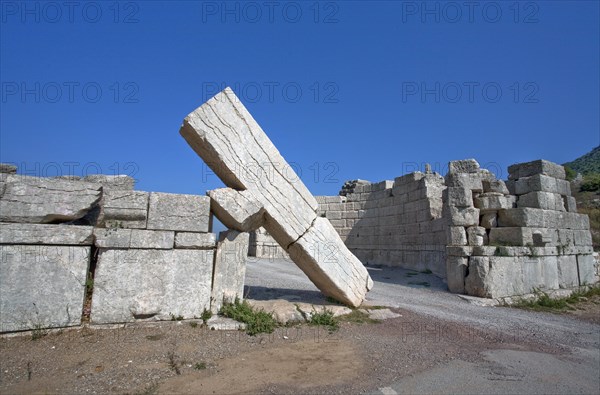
[0,166,248,333]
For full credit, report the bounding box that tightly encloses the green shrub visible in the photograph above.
[220,298,278,336]
[564,166,577,181]
[580,173,600,192]
[308,309,339,332]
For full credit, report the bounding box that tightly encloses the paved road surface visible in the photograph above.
[245,258,600,395]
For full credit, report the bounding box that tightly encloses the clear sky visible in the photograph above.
[1,1,599,198]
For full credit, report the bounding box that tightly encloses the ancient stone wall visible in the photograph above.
[0,166,248,333]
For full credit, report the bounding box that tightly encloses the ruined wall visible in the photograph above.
[317,172,447,276]
[0,164,248,333]
[444,159,597,299]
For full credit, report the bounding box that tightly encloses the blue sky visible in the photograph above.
[1,1,599,198]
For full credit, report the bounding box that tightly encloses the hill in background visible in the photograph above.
[564,146,600,175]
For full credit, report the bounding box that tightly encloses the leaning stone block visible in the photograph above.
[0,223,94,245]
[210,230,249,313]
[174,232,216,249]
[287,217,373,306]
[443,187,473,208]
[91,248,214,324]
[466,226,488,246]
[474,193,517,212]
[557,255,579,288]
[517,191,565,211]
[208,188,265,232]
[180,88,372,307]
[514,174,571,196]
[102,190,149,229]
[93,228,174,249]
[508,159,566,180]
[577,254,597,285]
[446,256,467,293]
[0,245,89,332]
[147,192,210,232]
[482,179,509,195]
[0,175,101,224]
[83,175,135,190]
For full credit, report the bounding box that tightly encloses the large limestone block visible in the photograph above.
[0,245,89,332]
[0,223,94,245]
[93,228,174,249]
[208,188,265,231]
[489,227,532,246]
[474,193,517,212]
[557,255,579,288]
[513,174,571,196]
[210,230,249,313]
[445,173,483,192]
[508,159,566,180]
[445,207,480,226]
[447,226,467,245]
[464,256,489,297]
[466,226,488,246]
[482,179,509,195]
[465,256,525,298]
[498,208,589,230]
[522,256,558,292]
[517,191,565,211]
[0,175,101,224]
[147,192,210,232]
[446,255,467,293]
[180,88,372,307]
[174,232,216,249]
[287,217,373,306]
[102,190,149,229]
[91,248,213,324]
[577,254,597,285]
[443,187,473,208]
[448,159,480,174]
[180,87,317,246]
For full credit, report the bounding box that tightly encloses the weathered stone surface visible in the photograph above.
[174,232,216,249]
[147,192,210,232]
[464,256,490,297]
[101,190,149,229]
[83,175,135,190]
[474,194,517,212]
[93,228,174,249]
[467,226,488,246]
[557,255,579,288]
[466,256,525,298]
[210,230,249,314]
[0,223,94,245]
[498,208,589,229]
[286,217,373,306]
[508,159,566,180]
[364,308,401,320]
[577,254,597,285]
[180,88,372,307]
[480,213,497,229]
[208,188,265,232]
[0,163,17,174]
[0,175,101,224]
[0,245,89,331]
[447,226,467,245]
[517,191,565,211]
[448,159,480,174]
[513,174,571,196]
[564,196,577,213]
[446,255,467,293]
[443,187,473,208]
[446,207,480,226]
[91,248,213,324]
[489,227,532,246]
[444,173,483,192]
[482,179,509,195]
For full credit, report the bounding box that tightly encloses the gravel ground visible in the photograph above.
[0,258,598,394]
